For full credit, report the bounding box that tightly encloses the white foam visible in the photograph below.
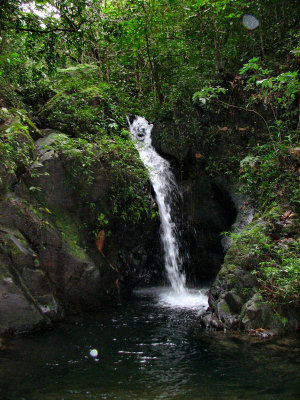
[135,286,209,312]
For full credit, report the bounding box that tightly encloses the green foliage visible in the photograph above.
[39,78,127,136]
[253,240,300,305]
[226,208,299,306]
[96,213,109,227]
[239,142,300,208]
[191,56,299,210]
[98,135,151,224]
[240,58,299,130]
[192,86,227,105]
[225,223,271,268]
[56,64,102,91]
[0,113,36,179]
[236,59,300,208]
[1,0,299,120]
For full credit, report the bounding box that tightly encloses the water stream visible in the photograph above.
[0,290,299,400]
[128,116,186,295]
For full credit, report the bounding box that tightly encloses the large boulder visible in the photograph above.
[0,128,163,334]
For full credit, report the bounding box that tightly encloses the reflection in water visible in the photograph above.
[0,288,299,400]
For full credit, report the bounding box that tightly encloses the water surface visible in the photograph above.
[0,288,299,400]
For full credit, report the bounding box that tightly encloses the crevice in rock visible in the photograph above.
[180,174,238,285]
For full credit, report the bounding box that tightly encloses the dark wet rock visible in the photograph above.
[127,115,136,124]
[0,164,17,195]
[0,194,120,313]
[201,312,224,331]
[0,226,60,320]
[0,263,48,335]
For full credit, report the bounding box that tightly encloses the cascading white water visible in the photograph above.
[128,116,187,295]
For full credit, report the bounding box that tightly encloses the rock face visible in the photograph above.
[180,173,237,282]
[0,129,162,335]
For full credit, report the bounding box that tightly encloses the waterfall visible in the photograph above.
[128,116,187,294]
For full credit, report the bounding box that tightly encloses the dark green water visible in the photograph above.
[0,288,299,400]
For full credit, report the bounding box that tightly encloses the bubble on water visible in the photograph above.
[89,349,98,358]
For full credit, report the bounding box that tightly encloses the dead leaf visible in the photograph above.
[96,230,105,254]
[195,153,202,159]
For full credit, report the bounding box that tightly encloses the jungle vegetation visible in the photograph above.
[0,0,299,307]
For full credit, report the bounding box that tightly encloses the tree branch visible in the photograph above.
[13,26,78,34]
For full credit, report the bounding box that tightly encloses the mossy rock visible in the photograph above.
[54,212,87,261]
[0,116,36,153]
[35,132,70,156]
[0,226,36,267]
[21,114,42,140]
[56,64,101,90]
[241,294,284,332]
[217,263,237,277]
